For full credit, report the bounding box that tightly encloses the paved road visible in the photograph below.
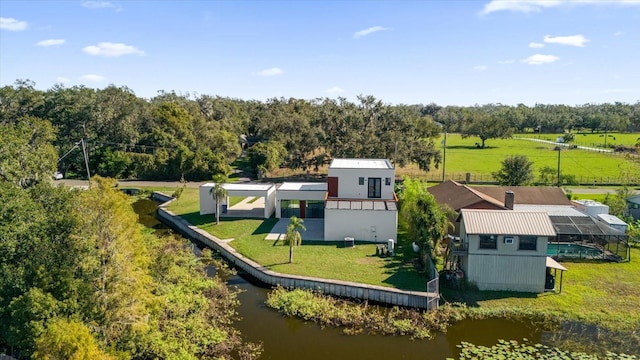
[57,178,250,189]
[515,137,614,153]
[57,179,639,195]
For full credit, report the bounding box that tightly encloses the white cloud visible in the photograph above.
[0,17,28,31]
[325,86,344,94]
[522,54,560,65]
[544,34,589,47]
[80,74,106,82]
[353,26,388,39]
[613,31,625,36]
[498,59,516,64]
[529,42,545,48]
[257,67,284,77]
[473,65,488,71]
[481,1,562,14]
[36,39,65,47]
[81,1,120,10]
[56,76,71,83]
[83,42,144,57]
[481,0,640,14]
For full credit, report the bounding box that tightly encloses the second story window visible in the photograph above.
[479,235,497,249]
[359,177,365,185]
[519,236,537,251]
[368,178,381,198]
[385,177,391,186]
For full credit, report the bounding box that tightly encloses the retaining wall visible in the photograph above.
[153,192,439,310]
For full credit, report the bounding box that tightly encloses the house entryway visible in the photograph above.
[265,219,324,241]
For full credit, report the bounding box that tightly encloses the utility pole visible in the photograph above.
[442,131,447,182]
[555,146,561,187]
[81,123,92,188]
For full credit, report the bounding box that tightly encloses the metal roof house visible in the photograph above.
[457,209,563,293]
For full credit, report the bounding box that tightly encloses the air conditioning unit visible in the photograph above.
[504,237,514,244]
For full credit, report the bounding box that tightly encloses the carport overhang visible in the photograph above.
[199,183,276,218]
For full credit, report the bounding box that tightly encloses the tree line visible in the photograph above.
[0,177,261,359]
[2,79,639,182]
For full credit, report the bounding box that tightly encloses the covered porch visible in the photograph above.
[199,183,276,219]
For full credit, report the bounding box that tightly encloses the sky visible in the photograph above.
[1,0,639,106]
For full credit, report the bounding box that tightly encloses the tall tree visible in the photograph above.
[246,141,287,177]
[210,174,228,225]
[493,155,534,186]
[0,117,58,188]
[461,107,513,148]
[398,178,450,276]
[284,216,306,263]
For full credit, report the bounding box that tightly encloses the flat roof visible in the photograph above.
[278,182,327,191]
[460,209,556,236]
[597,214,627,226]
[329,158,393,170]
[202,183,275,191]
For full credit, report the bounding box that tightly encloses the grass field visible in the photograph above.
[267,134,640,185]
[412,134,640,183]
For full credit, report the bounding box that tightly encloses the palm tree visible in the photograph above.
[284,216,306,263]
[210,174,228,225]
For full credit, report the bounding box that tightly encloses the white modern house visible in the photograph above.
[275,182,327,219]
[199,183,276,219]
[198,158,398,242]
[457,209,562,293]
[324,159,397,242]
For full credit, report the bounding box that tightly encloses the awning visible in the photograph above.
[546,256,567,271]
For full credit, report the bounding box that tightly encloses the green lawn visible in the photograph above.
[406,134,640,184]
[166,189,426,291]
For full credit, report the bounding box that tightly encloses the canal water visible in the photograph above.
[132,198,638,359]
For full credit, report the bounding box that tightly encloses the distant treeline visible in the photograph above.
[1,79,639,181]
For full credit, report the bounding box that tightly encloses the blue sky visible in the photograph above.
[1,0,639,106]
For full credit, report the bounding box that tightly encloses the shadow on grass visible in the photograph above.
[380,257,426,291]
[441,287,538,307]
[263,261,291,267]
[445,145,495,150]
[179,212,211,226]
[252,218,279,235]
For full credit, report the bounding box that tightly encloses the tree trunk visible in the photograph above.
[481,138,486,148]
[216,204,220,225]
[289,245,293,263]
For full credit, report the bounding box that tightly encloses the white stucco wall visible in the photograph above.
[324,208,397,242]
[328,167,395,199]
[199,183,276,218]
[199,184,225,215]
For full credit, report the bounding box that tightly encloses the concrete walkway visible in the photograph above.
[266,218,325,241]
[515,137,614,153]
